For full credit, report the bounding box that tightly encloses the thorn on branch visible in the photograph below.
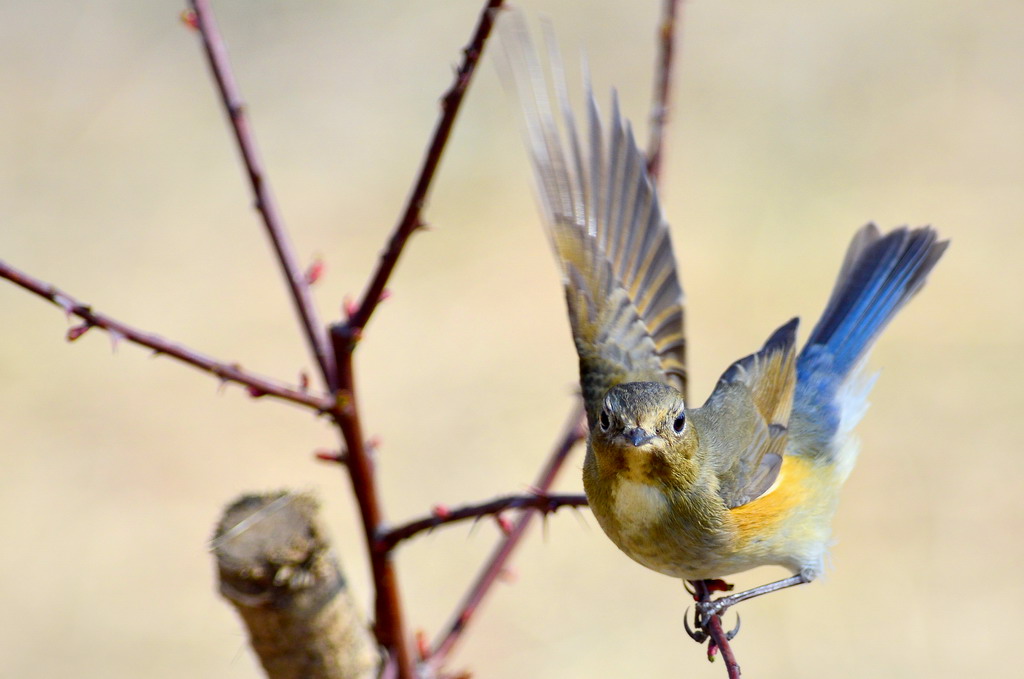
[314,449,348,464]
[53,294,74,318]
[247,385,268,398]
[66,323,92,342]
[342,296,357,319]
[298,371,310,392]
[108,328,125,352]
[180,9,199,30]
[304,257,325,285]
[415,630,431,661]
[221,362,243,380]
[494,513,512,537]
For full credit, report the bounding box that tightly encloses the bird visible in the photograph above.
[498,16,949,628]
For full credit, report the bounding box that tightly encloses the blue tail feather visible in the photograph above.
[791,224,947,450]
[799,224,947,381]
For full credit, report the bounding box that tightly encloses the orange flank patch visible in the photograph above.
[729,454,817,546]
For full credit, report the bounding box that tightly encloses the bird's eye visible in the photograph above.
[672,411,686,434]
[599,409,611,432]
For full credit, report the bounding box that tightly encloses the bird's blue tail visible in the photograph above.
[799,224,947,378]
[794,224,947,442]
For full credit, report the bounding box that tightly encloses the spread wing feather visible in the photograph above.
[499,17,687,427]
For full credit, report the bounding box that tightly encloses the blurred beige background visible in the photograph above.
[1,1,1020,677]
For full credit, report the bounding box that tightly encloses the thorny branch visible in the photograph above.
[0,260,329,412]
[426,405,587,669]
[328,325,413,677]
[188,0,336,392]
[377,492,588,552]
[348,0,507,335]
[327,1,508,677]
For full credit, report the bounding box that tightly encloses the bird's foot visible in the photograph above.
[685,572,812,645]
[684,604,741,643]
[684,580,741,644]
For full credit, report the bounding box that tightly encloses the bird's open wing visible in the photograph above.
[698,319,799,509]
[499,17,686,426]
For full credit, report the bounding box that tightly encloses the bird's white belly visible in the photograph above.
[612,478,670,528]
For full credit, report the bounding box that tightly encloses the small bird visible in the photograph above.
[499,18,948,625]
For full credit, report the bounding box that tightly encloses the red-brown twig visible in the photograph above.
[188,0,336,392]
[329,325,414,678]
[426,404,587,669]
[646,0,684,184]
[0,260,330,412]
[692,580,742,678]
[377,492,588,552]
[329,4,506,675]
[347,0,506,334]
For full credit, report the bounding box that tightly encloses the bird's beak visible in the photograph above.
[622,427,655,447]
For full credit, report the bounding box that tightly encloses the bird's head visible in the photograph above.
[590,381,700,485]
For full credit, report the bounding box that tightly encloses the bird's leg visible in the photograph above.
[696,571,813,624]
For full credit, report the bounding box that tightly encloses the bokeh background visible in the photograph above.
[1,1,1021,677]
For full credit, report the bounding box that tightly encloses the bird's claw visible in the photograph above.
[683,607,708,643]
[725,612,741,640]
